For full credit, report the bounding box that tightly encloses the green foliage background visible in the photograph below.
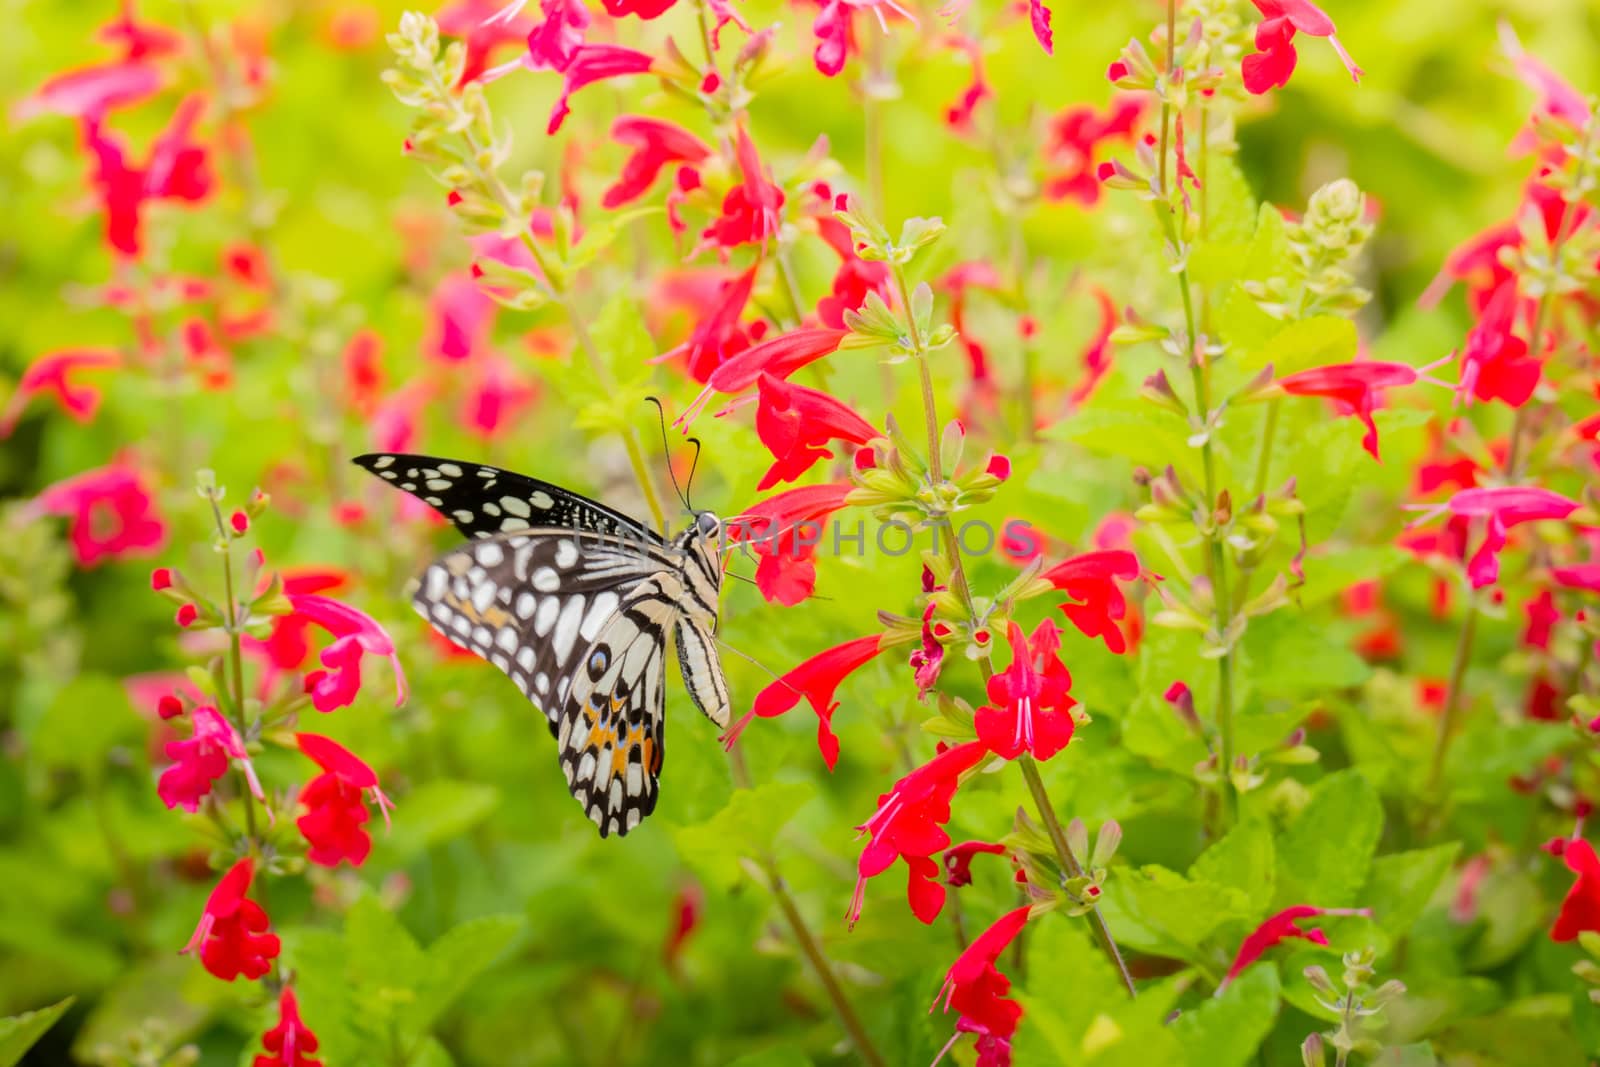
[3,0,1600,1065]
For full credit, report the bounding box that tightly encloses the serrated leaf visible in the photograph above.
[1248,316,1359,374]
[1172,964,1280,1067]
[672,781,815,889]
[1243,613,1370,698]
[1047,406,1204,486]
[1275,769,1383,907]
[1364,843,1460,936]
[380,779,499,860]
[0,997,74,1067]
[563,206,659,274]
[1103,865,1253,958]
[1191,819,1276,920]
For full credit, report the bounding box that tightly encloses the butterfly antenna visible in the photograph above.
[714,636,804,696]
[683,437,703,512]
[644,395,691,512]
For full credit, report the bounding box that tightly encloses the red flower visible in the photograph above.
[296,733,394,868]
[289,593,409,711]
[1067,288,1119,407]
[662,882,704,970]
[1043,97,1143,206]
[460,356,537,439]
[0,348,120,437]
[910,601,947,701]
[342,329,385,416]
[183,858,281,982]
[1276,360,1424,460]
[254,985,321,1067]
[932,905,1030,1066]
[1414,487,1580,589]
[681,328,849,423]
[851,740,989,926]
[546,45,653,135]
[1457,281,1541,408]
[814,230,891,330]
[1040,550,1140,653]
[1028,0,1052,54]
[603,116,711,209]
[438,0,536,85]
[1553,563,1600,593]
[82,95,213,257]
[1524,589,1561,650]
[754,373,878,490]
[1220,905,1367,990]
[722,633,884,768]
[1503,23,1593,153]
[424,273,495,363]
[1418,221,1519,312]
[31,462,167,567]
[943,840,1007,887]
[16,60,162,123]
[701,125,785,249]
[157,705,264,812]
[1551,838,1600,941]
[667,265,762,383]
[975,620,1077,761]
[727,482,853,605]
[811,0,853,76]
[1241,0,1361,95]
[944,35,991,131]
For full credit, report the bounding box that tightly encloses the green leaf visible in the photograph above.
[1444,718,1572,801]
[25,675,141,783]
[414,914,525,1032]
[0,997,74,1067]
[1102,865,1253,959]
[1297,545,1410,608]
[1047,405,1204,486]
[672,781,815,889]
[381,779,499,860]
[563,206,659,275]
[1274,769,1383,907]
[1364,843,1460,936]
[1248,316,1359,374]
[726,1048,815,1067]
[1243,613,1371,699]
[1172,964,1280,1067]
[1191,818,1277,921]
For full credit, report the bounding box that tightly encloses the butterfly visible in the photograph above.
[352,452,729,838]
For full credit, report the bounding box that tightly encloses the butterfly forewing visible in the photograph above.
[358,452,728,839]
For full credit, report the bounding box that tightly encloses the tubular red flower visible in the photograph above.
[667,265,761,383]
[546,45,653,135]
[603,115,711,209]
[931,905,1029,1066]
[254,985,322,1067]
[1552,839,1600,941]
[183,858,281,982]
[1044,97,1143,206]
[1241,0,1361,95]
[723,633,884,768]
[1220,905,1368,991]
[424,273,495,363]
[460,356,537,440]
[296,733,393,867]
[158,705,264,812]
[811,0,852,77]
[438,0,537,84]
[15,61,162,122]
[1420,487,1581,589]
[288,593,409,711]
[851,740,989,926]
[754,373,878,490]
[681,328,850,424]
[1457,281,1541,408]
[1277,360,1421,460]
[701,125,785,249]
[1040,550,1141,653]
[1553,563,1600,593]
[975,620,1076,760]
[1028,0,1052,54]
[82,94,213,258]
[725,482,853,606]
[943,840,1007,887]
[31,462,167,567]
[0,348,121,437]
[943,35,991,131]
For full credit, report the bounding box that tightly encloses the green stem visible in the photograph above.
[1252,401,1280,502]
[208,497,258,845]
[1427,592,1480,792]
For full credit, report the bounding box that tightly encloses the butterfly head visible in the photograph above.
[692,509,722,547]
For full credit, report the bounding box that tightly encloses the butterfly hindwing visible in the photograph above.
[674,619,731,730]
[354,452,656,542]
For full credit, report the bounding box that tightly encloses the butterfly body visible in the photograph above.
[353,453,729,837]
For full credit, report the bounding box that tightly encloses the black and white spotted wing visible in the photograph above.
[352,453,654,542]
[355,453,731,838]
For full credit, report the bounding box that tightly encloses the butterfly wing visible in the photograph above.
[353,453,657,542]
[411,530,666,735]
[673,619,730,731]
[555,586,676,837]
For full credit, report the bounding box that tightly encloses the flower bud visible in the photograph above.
[230,511,249,535]
[176,603,198,628]
[151,567,173,591]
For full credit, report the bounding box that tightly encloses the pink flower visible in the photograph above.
[295,733,394,868]
[602,0,677,18]
[1028,0,1052,54]
[852,740,989,925]
[701,125,785,249]
[974,620,1076,761]
[183,858,281,982]
[1502,23,1593,153]
[1524,588,1561,649]
[438,0,537,85]
[82,95,213,257]
[32,462,167,567]
[1066,288,1118,407]
[1241,0,1361,95]
[424,273,495,363]
[754,374,878,490]
[910,601,947,701]
[546,45,653,135]
[1553,563,1600,593]
[811,0,853,76]
[727,482,854,605]
[1040,550,1141,653]
[1221,905,1368,991]
[931,905,1030,1066]
[723,634,884,769]
[1276,360,1423,460]
[157,706,264,812]
[0,348,120,437]
[460,356,537,439]
[254,985,322,1067]
[288,593,409,711]
[944,35,992,131]
[603,116,711,209]
[1415,487,1581,589]
[15,61,162,123]
[1418,221,1519,312]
